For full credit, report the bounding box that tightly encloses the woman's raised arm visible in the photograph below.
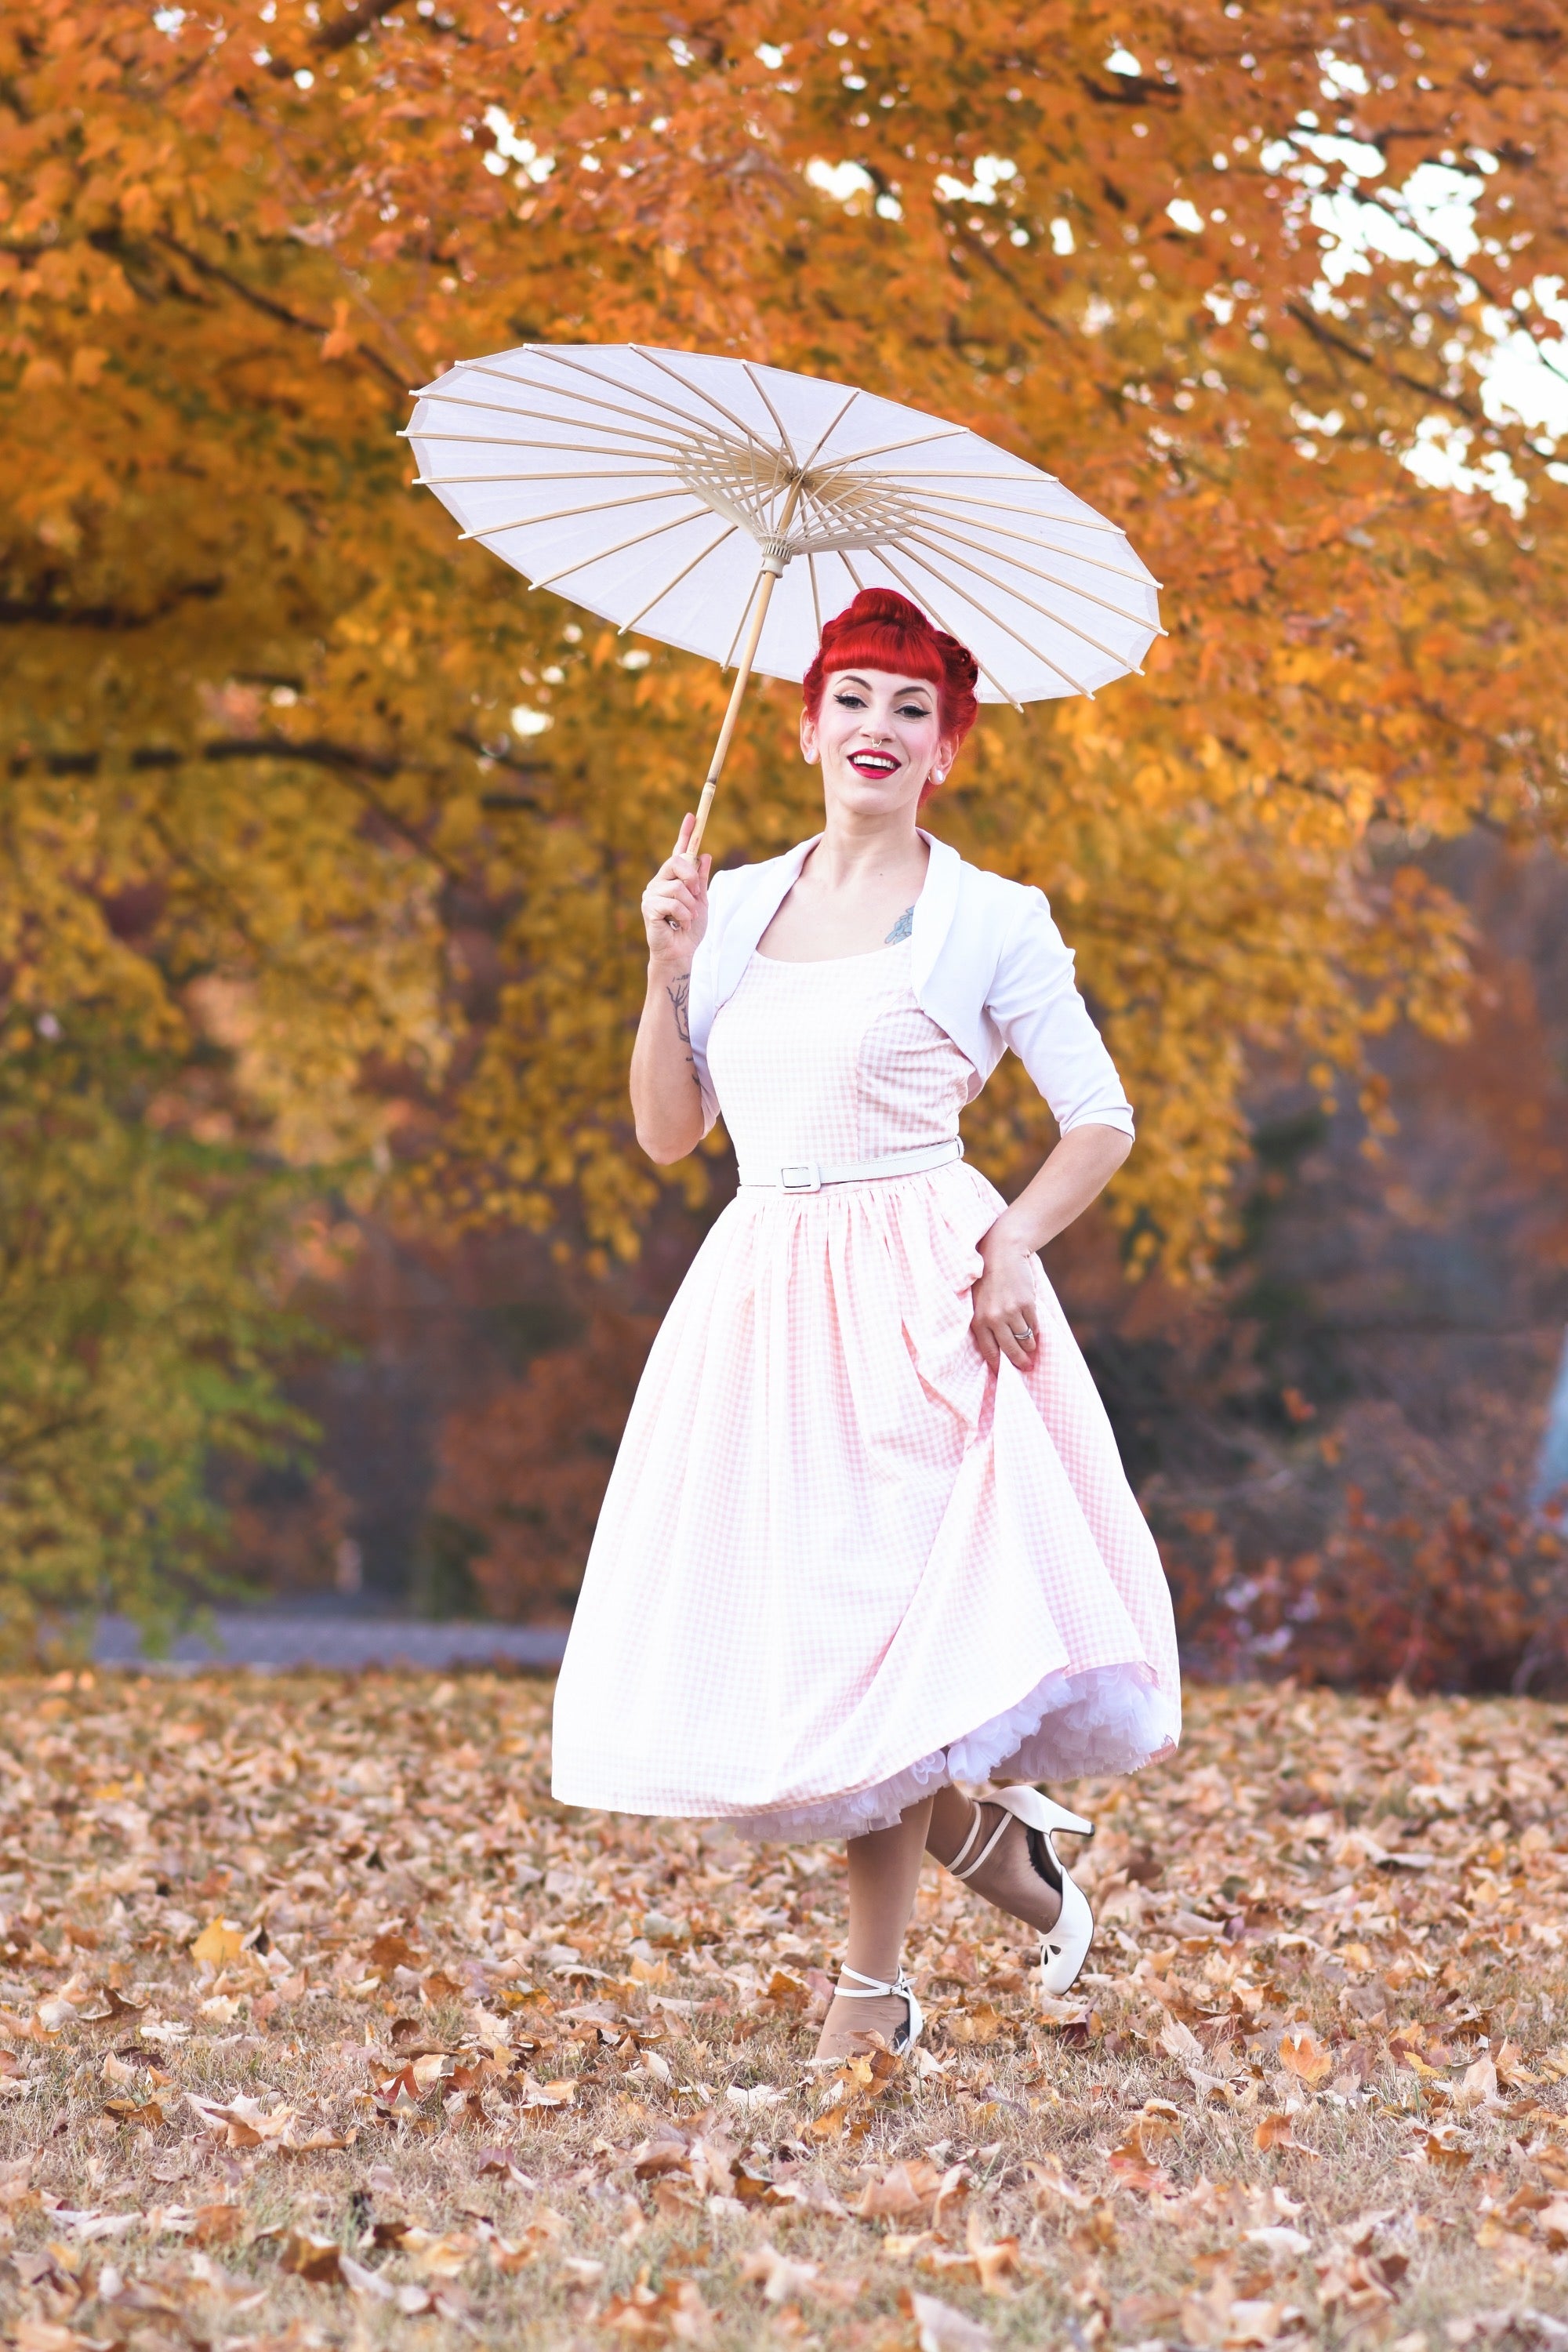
[630,812,712,1164]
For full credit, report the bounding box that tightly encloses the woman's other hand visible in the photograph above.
[969,1216,1041,1372]
[968,1125,1134,1370]
[642,811,711,975]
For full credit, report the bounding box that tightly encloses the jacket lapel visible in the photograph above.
[910,831,961,996]
[715,835,819,1003]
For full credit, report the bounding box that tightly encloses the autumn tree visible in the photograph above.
[2,0,1567,1598]
[0,1033,318,1650]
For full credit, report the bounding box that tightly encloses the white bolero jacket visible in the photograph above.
[688,829,1134,1142]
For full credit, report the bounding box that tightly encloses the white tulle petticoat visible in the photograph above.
[728,1662,1178,1844]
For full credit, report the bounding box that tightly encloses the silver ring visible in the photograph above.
[1010,1325,1035,1344]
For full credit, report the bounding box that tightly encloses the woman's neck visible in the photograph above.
[755,809,930,962]
[804,810,927,894]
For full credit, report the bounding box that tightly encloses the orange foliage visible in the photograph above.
[3,2,1566,1282]
[426,1309,655,1618]
[1167,1439,1568,1694]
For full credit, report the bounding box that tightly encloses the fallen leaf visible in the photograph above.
[1414,2130,1471,2174]
[487,2207,568,2271]
[1534,2198,1568,2249]
[516,2072,576,2110]
[100,2096,164,2129]
[1115,2291,1184,2338]
[1451,2053,1500,2111]
[601,2267,714,2341]
[368,1929,425,1976]
[1106,2141,1174,2195]
[924,2210,1022,2296]
[401,2227,478,2279]
[1159,2016,1208,2067]
[855,2159,944,2224]
[725,2083,784,2114]
[1254,2113,1317,2155]
[1278,2031,1334,2091]
[652,2176,702,2222]
[944,2001,1005,2045]
[907,2289,995,2352]
[192,2201,246,2245]
[632,2132,693,2180]
[279,2229,343,2284]
[13,2325,103,2352]
[739,2242,821,2303]
[190,1918,245,1969]
[339,2251,395,2302]
[641,1911,691,1947]
[1246,2225,1314,2259]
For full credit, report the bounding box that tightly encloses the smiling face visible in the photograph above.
[799,669,956,822]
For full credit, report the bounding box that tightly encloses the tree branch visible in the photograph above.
[1284,300,1483,419]
[153,233,406,393]
[312,0,407,51]
[0,580,223,631]
[9,735,551,791]
[953,226,1075,344]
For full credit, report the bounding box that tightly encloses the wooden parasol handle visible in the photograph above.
[684,564,781,860]
[678,481,803,861]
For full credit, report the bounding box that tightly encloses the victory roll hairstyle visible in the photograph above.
[802,589,980,797]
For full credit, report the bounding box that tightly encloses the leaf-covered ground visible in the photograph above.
[3,1672,1568,2352]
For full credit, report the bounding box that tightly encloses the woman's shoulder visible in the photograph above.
[931,848,1076,997]
[707,846,791,894]
[704,839,814,924]
[940,844,1055,937]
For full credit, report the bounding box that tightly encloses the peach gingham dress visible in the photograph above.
[550,936,1180,1840]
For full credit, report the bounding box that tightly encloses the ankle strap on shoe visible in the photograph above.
[833,1963,910,1998]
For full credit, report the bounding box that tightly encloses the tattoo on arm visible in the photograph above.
[884,904,915,944]
[666,974,691,1044]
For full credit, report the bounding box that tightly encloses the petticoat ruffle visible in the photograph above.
[725,1658,1178,1842]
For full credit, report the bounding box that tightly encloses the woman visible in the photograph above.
[552,589,1179,2062]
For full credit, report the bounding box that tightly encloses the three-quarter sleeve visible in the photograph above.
[985,886,1134,1138]
[685,870,732,1138]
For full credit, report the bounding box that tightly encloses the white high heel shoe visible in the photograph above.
[946,1786,1096,1994]
[821,1963,924,2056]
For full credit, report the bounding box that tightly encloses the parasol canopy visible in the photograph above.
[405,343,1161,847]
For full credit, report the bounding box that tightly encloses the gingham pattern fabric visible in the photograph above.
[551,942,1181,1839]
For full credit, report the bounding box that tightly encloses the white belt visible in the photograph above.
[738,1137,964,1193]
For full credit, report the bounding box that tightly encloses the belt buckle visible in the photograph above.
[779,1162,822,1192]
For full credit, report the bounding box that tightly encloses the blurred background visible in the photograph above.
[3,1,1565,1687]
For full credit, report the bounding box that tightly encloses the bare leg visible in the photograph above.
[813,1796,933,2060]
[928,1783,976,1865]
[927,1782,1062,1934]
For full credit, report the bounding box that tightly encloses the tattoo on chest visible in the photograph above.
[667,974,691,1044]
[884,905,915,945]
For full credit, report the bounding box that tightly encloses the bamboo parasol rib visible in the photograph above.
[457,488,699,543]
[405,344,1162,852]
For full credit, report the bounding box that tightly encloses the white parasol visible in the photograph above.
[405,344,1161,851]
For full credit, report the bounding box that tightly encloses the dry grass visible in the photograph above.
[1,1670,1567,2352]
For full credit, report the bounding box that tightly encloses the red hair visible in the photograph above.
[802,589,979,798]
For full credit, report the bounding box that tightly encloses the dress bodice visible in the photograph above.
[705,939,977,1170]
